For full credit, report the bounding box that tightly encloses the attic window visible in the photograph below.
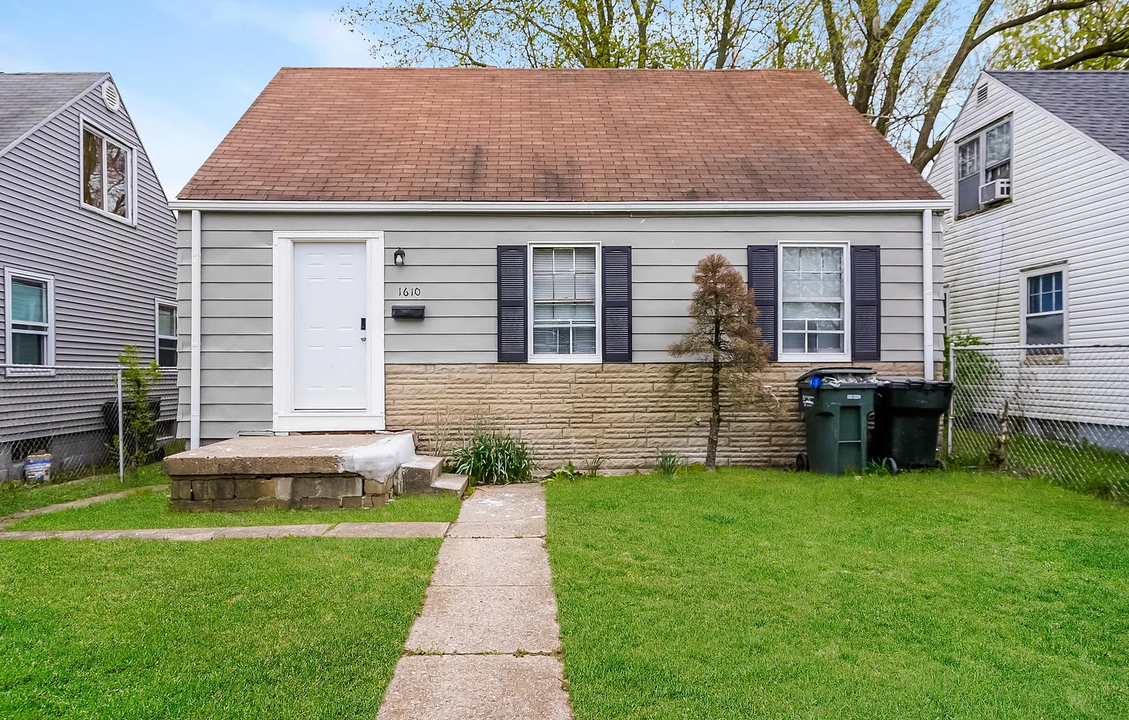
[81,121,133,223]
[977,85,988,103]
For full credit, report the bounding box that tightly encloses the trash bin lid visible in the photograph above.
[876,376,954,390]
[796,367,877,388]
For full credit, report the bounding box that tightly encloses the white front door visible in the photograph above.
[293,241,368,410]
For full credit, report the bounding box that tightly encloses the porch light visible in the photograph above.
[394,247,406,266]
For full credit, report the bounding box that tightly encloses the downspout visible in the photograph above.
[922,209,935,380]
[190,209,202,449]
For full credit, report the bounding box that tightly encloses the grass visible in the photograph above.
[948,427,1129,500]
[545,468,1129,719]
[6,487,461,531]
[0,537,440,719]
[0,463,167,519]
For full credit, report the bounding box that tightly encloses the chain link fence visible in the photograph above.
[947,344,1129,500]
[0,365,178,484]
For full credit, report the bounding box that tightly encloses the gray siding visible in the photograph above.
[0,82,177,440]
[179,211,942,441]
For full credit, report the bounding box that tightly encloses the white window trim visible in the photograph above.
[777,241,852,364]
[4,268,56,375]
[955,115,1012,218]
[526,240,602,364]
[155,299,177,368]
[1020,263,1069,347]
[79,115,138,226]
[271,231,386,432]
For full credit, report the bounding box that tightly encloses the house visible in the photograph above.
[0,72,177,478]
[170,68,946,474]
[928,70,1129,449]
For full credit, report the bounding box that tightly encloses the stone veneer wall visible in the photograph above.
[385,362,933,474]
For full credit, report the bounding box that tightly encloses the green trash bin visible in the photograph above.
[795,367,877,474]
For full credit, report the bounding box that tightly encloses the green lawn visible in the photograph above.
[546,469,1129,720]
[949,427,1129,500]
[0,537,439,719]
[6,487,461,531]
[0,463,167,519]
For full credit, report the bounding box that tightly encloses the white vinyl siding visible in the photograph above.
[930,72,1129,428]
[931,72,1129,348]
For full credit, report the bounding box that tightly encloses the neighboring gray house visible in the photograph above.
[171,68,947,472]
[928,70,1129,448]
[0,72,177,477]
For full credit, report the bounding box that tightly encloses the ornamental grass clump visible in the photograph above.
[449,432,535,484]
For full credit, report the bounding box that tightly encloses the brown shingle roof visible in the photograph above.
[179,67,939,202]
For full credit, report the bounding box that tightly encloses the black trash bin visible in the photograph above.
[795,367,877,475]
[870,377,954,473]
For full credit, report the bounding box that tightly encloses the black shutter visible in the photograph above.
[497,245,527,362]
[602,246,632,362]
[850,245,881,361]
[747,245,778,361]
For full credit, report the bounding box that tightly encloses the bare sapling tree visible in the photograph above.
[669,254,773,470]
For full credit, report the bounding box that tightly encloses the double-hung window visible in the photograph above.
[156,302,178,368]
[1023,267,1066,351]
[956,117,1011,217]
[4,270,54,367]
[780,246,847,357]
[531,246,598,359]
[82,122,133,222]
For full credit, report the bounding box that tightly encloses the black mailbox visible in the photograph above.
[391,305,425,319]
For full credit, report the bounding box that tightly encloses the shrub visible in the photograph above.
[107,345,161,471]
[581,455,604,478]
[546,461,584,482]
[653,451,682,477]
[449,432,534,484]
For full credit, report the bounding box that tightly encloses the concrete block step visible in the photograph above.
[399,455,444,493]
[430,473,469,497]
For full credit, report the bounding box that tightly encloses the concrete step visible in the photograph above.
[398,455,445,494]
[430,473,469,497]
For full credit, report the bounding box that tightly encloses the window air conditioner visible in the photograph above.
[979,178,1011,205]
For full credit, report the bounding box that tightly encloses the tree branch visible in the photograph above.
[1041,32,1129,68]
[974,0,1101,45]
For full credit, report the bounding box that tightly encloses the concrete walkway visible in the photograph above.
[377,483,572,720]
[0,521,450,541]
[0,485,166,530]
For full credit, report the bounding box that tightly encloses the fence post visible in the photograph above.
[947,343,955,456]
[116,368,124,483]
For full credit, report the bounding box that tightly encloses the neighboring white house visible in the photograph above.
[928,70,1129,448]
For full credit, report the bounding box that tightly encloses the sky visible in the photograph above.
[1,0,383,198]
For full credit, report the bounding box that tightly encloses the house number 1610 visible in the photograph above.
[397,286,421,297]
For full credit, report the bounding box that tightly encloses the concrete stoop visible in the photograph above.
[398,455,469,497]
[164,433,465,513]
